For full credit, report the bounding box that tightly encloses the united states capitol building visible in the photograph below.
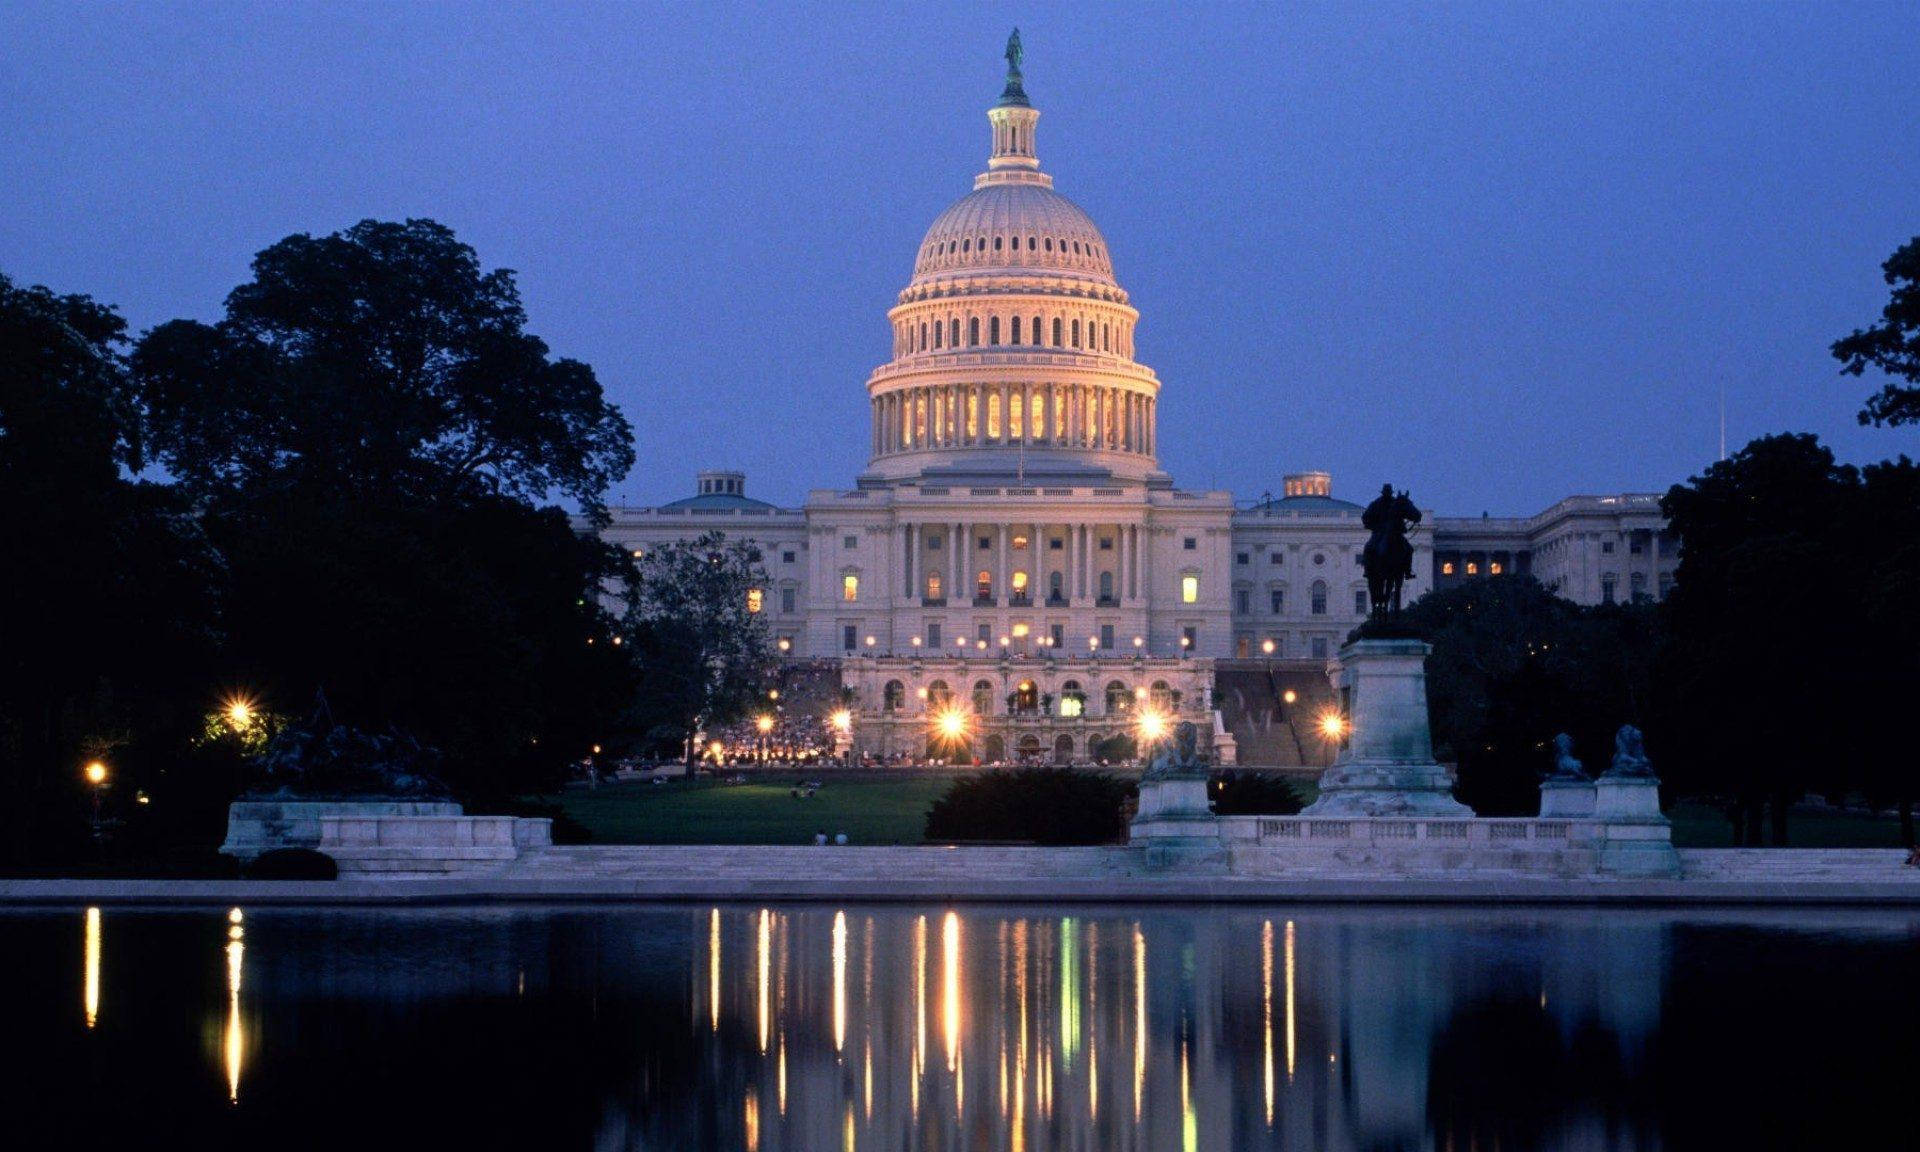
[603,42,1677,765]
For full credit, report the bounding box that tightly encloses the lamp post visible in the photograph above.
[83,760,109,842]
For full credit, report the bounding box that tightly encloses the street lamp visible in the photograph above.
[756,713,775,764]
[1283,690,1297,705]
[1319,712,1346,740]
[82,760,109,841]
[1261,638,1275,656]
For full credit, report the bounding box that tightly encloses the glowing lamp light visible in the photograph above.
[225,697,255,727]
[1319,713,1346,740]
[591,744,602,755]
[756,715,776,734]
[864,635,877,648]
[1283,690,1297,705]
[917,687,929,700]
[911,636,922,648]
[1133,636,1144,648]
[83,760,108,786]
[777,637,792,652]
[1261,639,1275,655]
[830,709,852,733]
[768,689,780,700]
[933,707,969,741]
[1138,712,1168,743]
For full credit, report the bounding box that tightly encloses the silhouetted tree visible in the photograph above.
[1832,235,1920,426]
[130,220,637,800]
[0,273,223,860]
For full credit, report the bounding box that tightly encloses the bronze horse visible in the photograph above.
[1361,487,1421,617]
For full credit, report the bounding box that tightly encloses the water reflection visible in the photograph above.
[27,905,1920,1150]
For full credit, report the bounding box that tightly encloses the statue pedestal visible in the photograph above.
[1131,772,1227,870]
[1301,639,1474,818]
[1591,774,1678,877]
[1538,778,1597,818]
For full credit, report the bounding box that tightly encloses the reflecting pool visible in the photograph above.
[9,904,1917,1149]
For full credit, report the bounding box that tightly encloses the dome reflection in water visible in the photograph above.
[11,905,1920,1150]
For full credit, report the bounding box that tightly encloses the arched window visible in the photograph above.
[1105,680,1131,714]
[1052,317,1063,346]
[919,323,927,351]
[1181,574,1199,604]
[1031,316,1042,346]
[987,392,1001,438]
[1103,323,1111,351]
[1044,237,1053,251]
[932,321,942,349]
[1027,236,1036,250]
[1072,319,1081,347]
[927,680,953,708]
[968,317,980,346]
[993,236,1003,251]
[884,680,905,712]
[949,318,959,346]
[962,238,970,253]
[1311,580,1328,615]
[973,680,995,715]
[989,316,1000,344]
[1150,680,1174,710]
[1010,315,1021,344]
[1059,680,1085,718]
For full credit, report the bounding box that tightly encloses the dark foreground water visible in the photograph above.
[7,904,1917,1150]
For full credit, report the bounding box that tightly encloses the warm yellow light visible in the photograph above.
[1133,636,1144,647]
[1283,689,1297,705]
[768,689,780,700]
[709,740,726,758]
[1181,575,1199,604]
[225,698,254,727]
[591,744,602,755]
[1138,712,1168,743]
[1319,712,1346,740]
[756,715,775,734]
[830,709,852,733]
[934,707,969,741]
[1261,639,1275,655]
[777,637,792,652]
[917,687,929,700]
[83,761,107,786]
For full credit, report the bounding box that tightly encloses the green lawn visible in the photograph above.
[545,773,962,846]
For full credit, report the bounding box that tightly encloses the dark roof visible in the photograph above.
[658,492,779,512]
[1246,494,1363,514]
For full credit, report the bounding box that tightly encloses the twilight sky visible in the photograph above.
[4,2,1916,513]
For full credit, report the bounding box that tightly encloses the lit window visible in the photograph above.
[1466,562,1479,575]
[842,575,859,602]
[1011,571,1029,592]
[1181,575,1199,604]
[926,572,942,600]
[1490,562,1503,575]
[1011,623,1029,638]
[746,588,763,614]
[1059,695,1083,718]
[1012,535,1029,550]
[1442,562,1454,575]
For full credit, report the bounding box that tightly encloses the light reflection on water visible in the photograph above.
[19,904,1920,1150]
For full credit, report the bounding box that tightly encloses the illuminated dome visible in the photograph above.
[865,33,1162,486]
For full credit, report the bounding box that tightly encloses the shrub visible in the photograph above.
[246,848,338,880]
[1211,772,1305,816]
[924,768,1132,845]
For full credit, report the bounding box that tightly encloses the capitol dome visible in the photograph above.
[910,183,1117,287]
[864,32,1163,487]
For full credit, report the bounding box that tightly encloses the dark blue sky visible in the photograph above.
[5,2,1916,512]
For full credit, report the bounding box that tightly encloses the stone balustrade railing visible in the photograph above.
[1236,816,1594,847]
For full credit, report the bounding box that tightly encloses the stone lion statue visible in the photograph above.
[1143,720,1205,779]
[1608,724,1654,778]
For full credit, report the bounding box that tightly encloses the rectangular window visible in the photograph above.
[843,535,857,550]
[780,588,796,614]
[1270,553,1282,565]
[1183,537,1197,551]
[1354,589,1367,615]
[1181,625,1198,651]
[1099,537,1113,551]
[927,533,941,550]
[1049,624,1064,649]
[746,588,763,614]
[1442,561,1455,575]
[1049,538,1064,551]
[1235,589,1250,614]
[842,574,859,602]
[1097,624,1113,649]
[843,625,857,652]
[926,622,942,648]
[1490,561,1503,575]
[1236,553,1249,565]
[979,536,991,550]
[977,623,991,644]
[1601,575,1618,604]
[781,550,796,564]
[1270,589,1284,614]
[1311,637,1328,659]
[1181,575,1199,604]
[1602,540,1616,554]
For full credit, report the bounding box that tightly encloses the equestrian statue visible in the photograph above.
[1361,484,1421,617]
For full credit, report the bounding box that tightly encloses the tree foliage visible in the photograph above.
[1660,434,1915,844]
[623,531,774,761]
[924,768,1132,844]
[134,218,634,516]
[1832,235,1920,426]
[1388,576,1660,817]
[0,273,225,861]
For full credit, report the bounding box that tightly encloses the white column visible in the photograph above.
[998,524,1010,604]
